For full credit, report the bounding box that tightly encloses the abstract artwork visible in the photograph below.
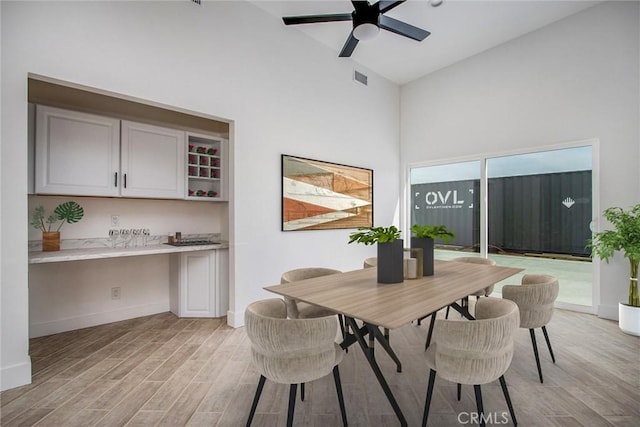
[282,155,373,231]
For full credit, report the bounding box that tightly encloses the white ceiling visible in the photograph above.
[251,0,603,85]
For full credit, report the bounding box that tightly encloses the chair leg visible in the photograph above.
[541,326,556,363]
[332,366,348,427]
[424,312,437,351]
[422,369,437,427]
[445,305,450,319]
[499,375,517,426]
[473,385,485,427]
[457,383,461,401]
[246,375,266,427]
[529,328,544,383]
[300,382,305,401]
[287,384,297,427]
[338,314,346,339]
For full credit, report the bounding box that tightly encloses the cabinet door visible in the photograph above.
[179,251,216,317]
[35,105,120,196]
[121,121,185,199]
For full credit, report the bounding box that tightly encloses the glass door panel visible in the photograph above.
[486,146,593,307]
[410,161,480,257]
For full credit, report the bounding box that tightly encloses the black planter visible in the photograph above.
[377,239,404,284]
[411,237,434,276]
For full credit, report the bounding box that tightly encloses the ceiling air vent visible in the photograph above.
[354,70,368,86]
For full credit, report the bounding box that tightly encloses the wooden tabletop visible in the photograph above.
[265,260,523,329]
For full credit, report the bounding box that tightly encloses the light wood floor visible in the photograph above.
[1,307,639,426]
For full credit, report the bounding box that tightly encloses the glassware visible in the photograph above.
[108,229,120,248]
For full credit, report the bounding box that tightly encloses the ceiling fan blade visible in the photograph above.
[283,13,352,25]
[379,15,430,41]
[339,32,359,57]
[378,1,406,14]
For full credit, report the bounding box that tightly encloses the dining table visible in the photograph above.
[264,259,523,426]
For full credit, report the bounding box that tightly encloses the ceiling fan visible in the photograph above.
[282,0,431,58]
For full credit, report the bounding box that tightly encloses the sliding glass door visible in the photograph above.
[409,144,595,310]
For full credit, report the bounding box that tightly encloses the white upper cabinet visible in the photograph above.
[35,105,120,197]
[35,106,185,199]
[120,121,185,199]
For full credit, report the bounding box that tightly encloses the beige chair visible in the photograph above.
[281,267,342,319]
[245,299,347,427]
[422,297,520,427]
[363,257,377,269]
[502,274,559,383]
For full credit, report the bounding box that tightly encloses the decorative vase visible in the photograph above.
[377,239,404,284]
[42,231,60,252]
[411,237,434,276]
[619,302,640,336]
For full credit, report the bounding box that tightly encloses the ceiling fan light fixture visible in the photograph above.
[429,0,444,7]
[353,22,380,41]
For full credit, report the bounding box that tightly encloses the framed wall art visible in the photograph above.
[282,154,373,231]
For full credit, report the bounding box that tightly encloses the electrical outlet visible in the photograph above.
[111,287,121,300]
[111,215,120,227]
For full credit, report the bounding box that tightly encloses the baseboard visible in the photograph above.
[0,358,32,392]
[597,303,619,321]
[29,302,170,338]
[227,309,244,328]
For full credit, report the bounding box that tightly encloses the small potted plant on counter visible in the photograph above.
[349,226,403,283]
[30,201,84,251]
[588,204,640,336]
[410,224,456,276]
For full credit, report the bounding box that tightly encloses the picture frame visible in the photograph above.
[282,154,373,231]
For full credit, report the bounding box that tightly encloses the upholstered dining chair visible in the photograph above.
[502,274,559,383]
[245,298,348,427]
[363,257,377,269]
[281,267,342,319]
[422,297,520,427]
[281,267,346,339]
[440,256,498,320]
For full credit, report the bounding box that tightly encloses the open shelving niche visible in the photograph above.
[186,132,226,201]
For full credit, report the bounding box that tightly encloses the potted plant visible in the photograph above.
[410,224,456,276]
[588,204,640,336]
[30,201,84,251]
[349,226,404,283]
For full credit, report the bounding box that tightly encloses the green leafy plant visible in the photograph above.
[348,226,401,245]
[30,201,84,232]
[411,224,456,243]
[588,204,640,307]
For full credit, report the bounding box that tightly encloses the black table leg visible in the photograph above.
[449,301,475,320]
[369,324,402,373]
[344,317,407,427]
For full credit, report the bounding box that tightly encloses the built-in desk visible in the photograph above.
[28,240,229,337]
[29,242,228,264]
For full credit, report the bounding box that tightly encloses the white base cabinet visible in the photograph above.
[169,250,228,318]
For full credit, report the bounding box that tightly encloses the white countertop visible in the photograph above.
[29,242,228,264]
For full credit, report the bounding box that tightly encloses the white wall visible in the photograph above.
[400,1,639,319]
[1,1,399,390]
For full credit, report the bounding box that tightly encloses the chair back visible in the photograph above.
[428,297,520,385]
[502,274,559,329]
[280,268,342,318]
[452,256,497,295]
[245,298,341,384]
[363,257,377,268]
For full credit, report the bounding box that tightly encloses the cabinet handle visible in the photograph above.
[114,172,118,187]
[124,174,127,188]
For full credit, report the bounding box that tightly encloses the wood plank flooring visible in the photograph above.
[1,307,638,426]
